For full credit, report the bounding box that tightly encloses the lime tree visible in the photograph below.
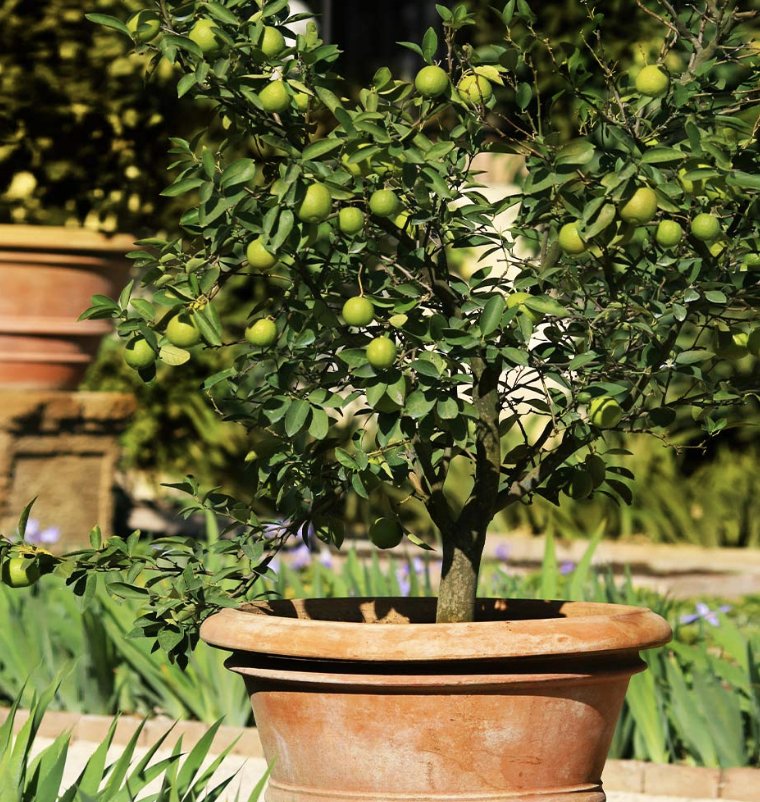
[69,0,760,657]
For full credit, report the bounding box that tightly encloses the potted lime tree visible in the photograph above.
[10,0,760,797]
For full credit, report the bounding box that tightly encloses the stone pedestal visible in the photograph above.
[0,391,136,549]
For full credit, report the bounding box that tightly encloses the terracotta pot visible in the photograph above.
[200,597,672,802]
[0,225,133,390]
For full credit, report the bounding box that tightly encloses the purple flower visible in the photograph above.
[318,550,333,568]
[495,543,511,563]
[411,557,425,575]
[395,565,411,597]
[559,561,575,575]
[289,542,312,570]
[680,602,732,627]
[21,519,60,545]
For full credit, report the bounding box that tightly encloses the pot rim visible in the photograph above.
[200,597,672,663]
[0,224,135,254]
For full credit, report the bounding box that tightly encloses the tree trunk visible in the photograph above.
[435,523,487,623]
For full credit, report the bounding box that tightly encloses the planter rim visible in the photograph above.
[200,597,672,663]
[0,224,135,254]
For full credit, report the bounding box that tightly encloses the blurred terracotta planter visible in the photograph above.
[200,597,671,802]
[0,225,133,390]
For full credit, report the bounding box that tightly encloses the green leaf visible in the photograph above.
[161,178,205,197]
[84,13,130,36]
[641,148,687,164]
[480,295,506,336]
[422,27,438,62]
[106,582,150,599]
[524,296,568,318]
[220,158,257,188]
[398,41,424,58]
[675,349,715,365]
[302,138,342,161]
[285,399,310,437]
[516,82,532,110]
[159,344,191,366]
[206,1,240,24]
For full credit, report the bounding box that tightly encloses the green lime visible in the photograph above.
[619,187,658,225]
[369,517,403,549]
[369,189,401,218]
[296,183,332,223]
[247,237,278,271]
[338,207,365,235]
[691,213,721,242]
[127,10,161,43]
[589,395,623,428]
[655,220,683,248]
[635,65,670,97]
[188,19,222,55]
[415,65,449,97]
[259,26,285,58]
[457,73,493,105]
[1,557,40,588]
[166,312,201,348]
[558,222,587,255]
[124,337,156,370]
[245,318,278,347]
[342,296,375,327]
[259,80,291,113]
[366,337,397,370]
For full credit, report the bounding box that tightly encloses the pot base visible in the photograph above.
[266,779,605,802]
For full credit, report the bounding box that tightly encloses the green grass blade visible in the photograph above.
[568,522,604,601]
[540,527,558,600]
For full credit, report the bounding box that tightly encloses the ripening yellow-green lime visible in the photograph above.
[259,25,285,58]
[366,336,397,370]
[457,72,493,105]
[506,291,544,325]
[369,189,401,218]
[340,144,374,177]
[124,336,156,370]
[415,65,449,97]
[369,517,403,549]
[244,318,278,347]
[338,206,365,235]
[691,212,721,242]
[247,237,278,271]
[655,220,683,248]
[558,222,587,255]
[296,182,332,223]
[342,296,375,327]
[589,395,623,429]
[166,312,201,348]
[1,557,40,588]
[188,18,222,55]
[635,65,670,97]
[619,186,658,225]
[259,80,291,113]
[127,10,161,43]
